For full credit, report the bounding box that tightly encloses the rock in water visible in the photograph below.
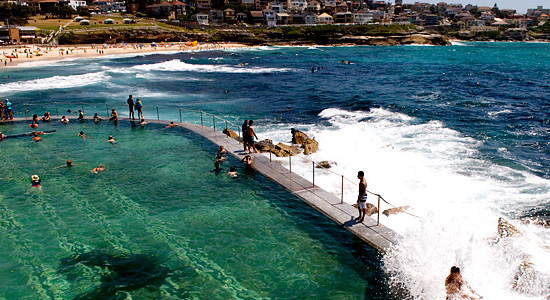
[255,139,274,152]
[382,206,410,216]
[291,128,319,155]
[498,217,522,238]
[222,128,239,139]
[273,142,300,157]
[315,161,336,169]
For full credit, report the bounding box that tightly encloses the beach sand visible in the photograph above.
[0,42,251,68]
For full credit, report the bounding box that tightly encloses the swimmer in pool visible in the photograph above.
[31,131,41,142]
[228,166,237,178]
[91,165,105,174]
[107,135,116,143]
[31,175,41,187]
[78,131,86,139]
[61,116,69,124]
[93,113,103,122]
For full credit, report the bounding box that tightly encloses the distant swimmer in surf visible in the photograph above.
[355,171,367,223]
[445,266,481,300]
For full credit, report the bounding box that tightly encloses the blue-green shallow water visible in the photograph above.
[0,120,390,299]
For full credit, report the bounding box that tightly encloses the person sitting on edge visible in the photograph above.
[91,165,105,174]
[61,116,69,124]
[93,113,103,122]
[31,175,41,187]
[78,131,86,139]
[42,112,51,122]
[109,108,118,121]
[32,114,39,123]
[228,166,237,178]
[445,266,480,300]
[78,110,84,120]
[107,135,116,143]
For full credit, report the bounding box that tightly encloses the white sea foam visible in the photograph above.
[130,59,293,73]
[0,72,110,94]
[259,107,550,300]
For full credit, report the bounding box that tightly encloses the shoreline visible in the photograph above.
[0,42,251,68]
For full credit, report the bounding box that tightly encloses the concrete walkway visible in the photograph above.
[178,122,399,253]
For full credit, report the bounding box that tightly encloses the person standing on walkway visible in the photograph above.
[135,99,144,120]
[5,99,13,120]
[127,95,135,120]
[355,171,367,223]
[246,120,258,153]
[0,100,4,121]
[241,120,249,153]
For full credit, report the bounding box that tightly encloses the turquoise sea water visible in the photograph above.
[1,42,550,299]
[0,121,388,299]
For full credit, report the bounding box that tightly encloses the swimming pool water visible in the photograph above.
[0,120,391,299]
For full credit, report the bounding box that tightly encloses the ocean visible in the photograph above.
[1,42,549,299]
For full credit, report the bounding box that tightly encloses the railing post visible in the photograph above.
[179,108,182,123]
[213,115,216,131]
[289,154,291,174]
[238,126,241,138]
[200,111,203,127]
[269,151,272,162]
[341,175,344,204]
[312,161,315,188]
[106,103,109,117]
[225,120,228,138]
[24,104,28,119]
[55,102,59,116]
[156,105,159,120]
[377,195,381,226]
[81,102,84,113]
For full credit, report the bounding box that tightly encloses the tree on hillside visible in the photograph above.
[0,3,35,25]
[47,5,76,19]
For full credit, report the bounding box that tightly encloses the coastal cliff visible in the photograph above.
[58,25,451,46]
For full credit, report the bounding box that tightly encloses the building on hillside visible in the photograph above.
[240,0,254,7]
[334,11,352,23]
[223,8,236,24]
[171,1,187,17]
[26,0,59,12]
[269,2,284,13]
[195,12,209,24]
[276,12,290,24]
[208,9,224,24]
[146,1,172,18]
[527,6,550,18]
[304,12,316,24]
[316,12,333,24]
[195,0,211,11]
[424,14,438,25]
[68,0,87,9]
[263,8,276,26]
[249,10,264,23]
[354,11,373,24]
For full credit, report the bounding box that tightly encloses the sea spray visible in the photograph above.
[261,107,550,299]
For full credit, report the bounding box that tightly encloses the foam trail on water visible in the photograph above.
[130,59,294,73]
[0,72,110,94]
[260,108,550,299]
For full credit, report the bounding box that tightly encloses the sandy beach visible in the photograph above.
[0,42,251,68]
